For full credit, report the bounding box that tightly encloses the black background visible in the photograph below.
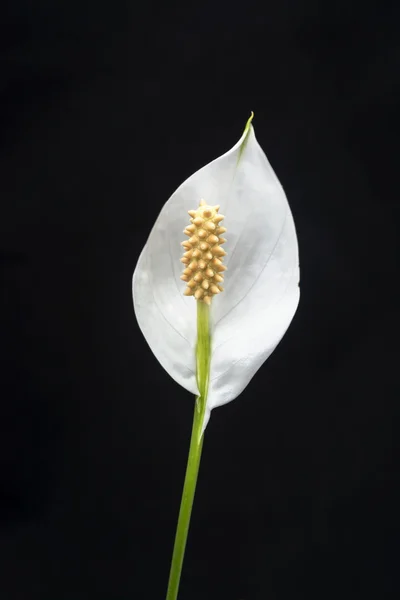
[1,1,399,598]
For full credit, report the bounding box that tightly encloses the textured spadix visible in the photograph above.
[133,117,300,432]
[180,199,226,304]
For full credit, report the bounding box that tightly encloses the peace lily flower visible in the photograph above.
[132,114,300,600]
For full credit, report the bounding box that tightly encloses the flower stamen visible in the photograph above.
[181,200,226,304]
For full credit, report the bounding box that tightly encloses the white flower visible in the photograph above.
[133,116,300,432]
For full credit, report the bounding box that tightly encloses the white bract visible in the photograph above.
[133,118,300,432]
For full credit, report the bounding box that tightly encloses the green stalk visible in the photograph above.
[166,301,211,600]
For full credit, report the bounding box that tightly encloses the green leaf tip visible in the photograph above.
[237,112,254,163]
[243,111,254,135]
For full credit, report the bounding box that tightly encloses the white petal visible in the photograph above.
[132,119,299,429]
[203,126,300,431]
[132,124,253,395]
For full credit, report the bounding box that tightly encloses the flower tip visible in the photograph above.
[240,112,255,146]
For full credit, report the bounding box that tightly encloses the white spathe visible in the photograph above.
[132,120,300,432]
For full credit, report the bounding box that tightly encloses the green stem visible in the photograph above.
[166,301,211,600]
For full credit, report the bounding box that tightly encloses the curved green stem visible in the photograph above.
[166,302,211,600]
